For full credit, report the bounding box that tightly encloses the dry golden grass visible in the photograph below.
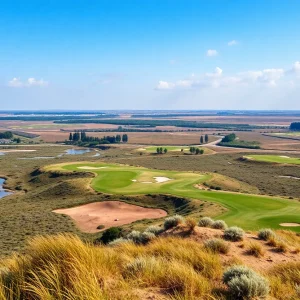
[247,242,265,257]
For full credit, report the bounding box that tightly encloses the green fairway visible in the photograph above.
[137,146,190,152]
[51,162,300,231]
[246,155,300,165]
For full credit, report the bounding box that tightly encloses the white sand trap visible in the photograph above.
[280,156,290,158]
[132,179,137,182]
[0,149,36,153]
[77,166,107,170]
[280,223,300,227]
[53,201,167,233]
[141,181,153,184]
[154,176,172,183]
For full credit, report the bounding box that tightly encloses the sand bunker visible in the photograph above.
[154,176,172,183]
[0,149,36,153]
[141,181,153,184]
[280,156,290,158]
[77,166,107,170]
[280,223,300,227]
[53,201,167,233]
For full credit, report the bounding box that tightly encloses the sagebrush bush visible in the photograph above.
[108,238,130,246]
[126,231,156,245]
[223,266,256,284]
[227,274,269,299]
[144,225,163,236]
[204,238,230,254]
[212,220,227,230]
[258,229,275,241]
[224,227,244,241]
[223,266,269,299]
[198,217,214,227]
[163,215,185,230]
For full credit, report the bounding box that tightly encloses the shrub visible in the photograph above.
[223,266,269,299]
[144,225,163,236]
[224,227,244,242]
[96,227,122,244]
[212,220,227,230]
[108,238,130,246]
[198,217,214,227]
[96,224,105,230]
[204,238,230,254]
[258,229,275,241]
[276,240,288,253]
[163,215,185,230]
[127,231,156,245]
[227,273,269,299]
[247,242,265,257]
[186,217,197,232]
[223,266,256,284]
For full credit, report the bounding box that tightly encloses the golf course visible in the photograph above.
[48,162,300,231]
[245,154,300,165]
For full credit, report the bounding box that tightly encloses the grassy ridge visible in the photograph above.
[49,162,300,231]
[246,155,300,165]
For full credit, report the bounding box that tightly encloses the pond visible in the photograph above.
[65,149,91,155]
[0,178,12,199]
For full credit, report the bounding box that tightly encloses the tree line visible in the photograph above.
[200,134,209,144]
[190,147,204,155]
[290,122,300,131]
[68,131,128,145]
[0,131,13,139]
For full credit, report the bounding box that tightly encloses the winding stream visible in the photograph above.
[0,178,12,199]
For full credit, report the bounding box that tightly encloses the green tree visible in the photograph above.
[164,148,168,154]
[159,147,163,154]
[69,133,73,141]
[122,134,128,142]
[200,136,204,144]
[205,134,209,143]
[96,227,122,244]
[195,148,200,154]
[156,147,160,154]
[116,135,121,143]
[200,149,204,154]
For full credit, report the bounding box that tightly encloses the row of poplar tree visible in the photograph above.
[69,131,128,144]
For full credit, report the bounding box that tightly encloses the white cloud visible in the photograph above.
[8,77,48,88]
[155,62,298,91]
[228,40,238,46]
[206,49,218,57]
[293,61,300,72]
[155,81,175,90]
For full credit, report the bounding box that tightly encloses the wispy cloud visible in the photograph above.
[155,62,299,90]
[8,77,48,88]
[228,40,238,46]
[206,49,218,57]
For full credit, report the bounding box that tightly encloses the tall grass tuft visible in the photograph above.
[224,227,244,241]
[198,217,214,227]
[204,239,230,254]
[163,215,185,230]
[258,228,275,241]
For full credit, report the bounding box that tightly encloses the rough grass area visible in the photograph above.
[245,154,300,165]
[48,162,300,232]
[1,231,299,300]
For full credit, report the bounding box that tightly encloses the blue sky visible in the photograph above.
[1,0,300,110]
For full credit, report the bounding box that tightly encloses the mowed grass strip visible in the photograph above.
[51,162,300,231]
[246,155,300,165]
[137,145,214,154]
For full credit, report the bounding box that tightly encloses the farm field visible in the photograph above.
[48,162,300,231]
[246,154,300,165]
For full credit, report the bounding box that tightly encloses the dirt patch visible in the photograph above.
[53,201,167,233]
[280,223,300,227]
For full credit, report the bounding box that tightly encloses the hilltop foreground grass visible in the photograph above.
[46,162,300,231]
[1,225,299,300]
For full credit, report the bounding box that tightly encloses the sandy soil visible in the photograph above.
[0,149,36,153]
[164,226,299,272]
[53,201,167,233]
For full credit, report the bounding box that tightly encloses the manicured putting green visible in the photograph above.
[246,155,300,165]
[51,162,300,231]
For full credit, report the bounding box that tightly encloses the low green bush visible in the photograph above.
[223,265,269,299]
[96,227,122,244]
[211,220,227,230]
[163,215,185,230]
[127,231,156,245]
[258,229,275,241]
[224,227,244,241]
[198,217,214,227]
[144,225,163,236]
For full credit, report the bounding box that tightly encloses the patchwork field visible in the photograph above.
[47,162,300,231]
[245,155,300,165]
